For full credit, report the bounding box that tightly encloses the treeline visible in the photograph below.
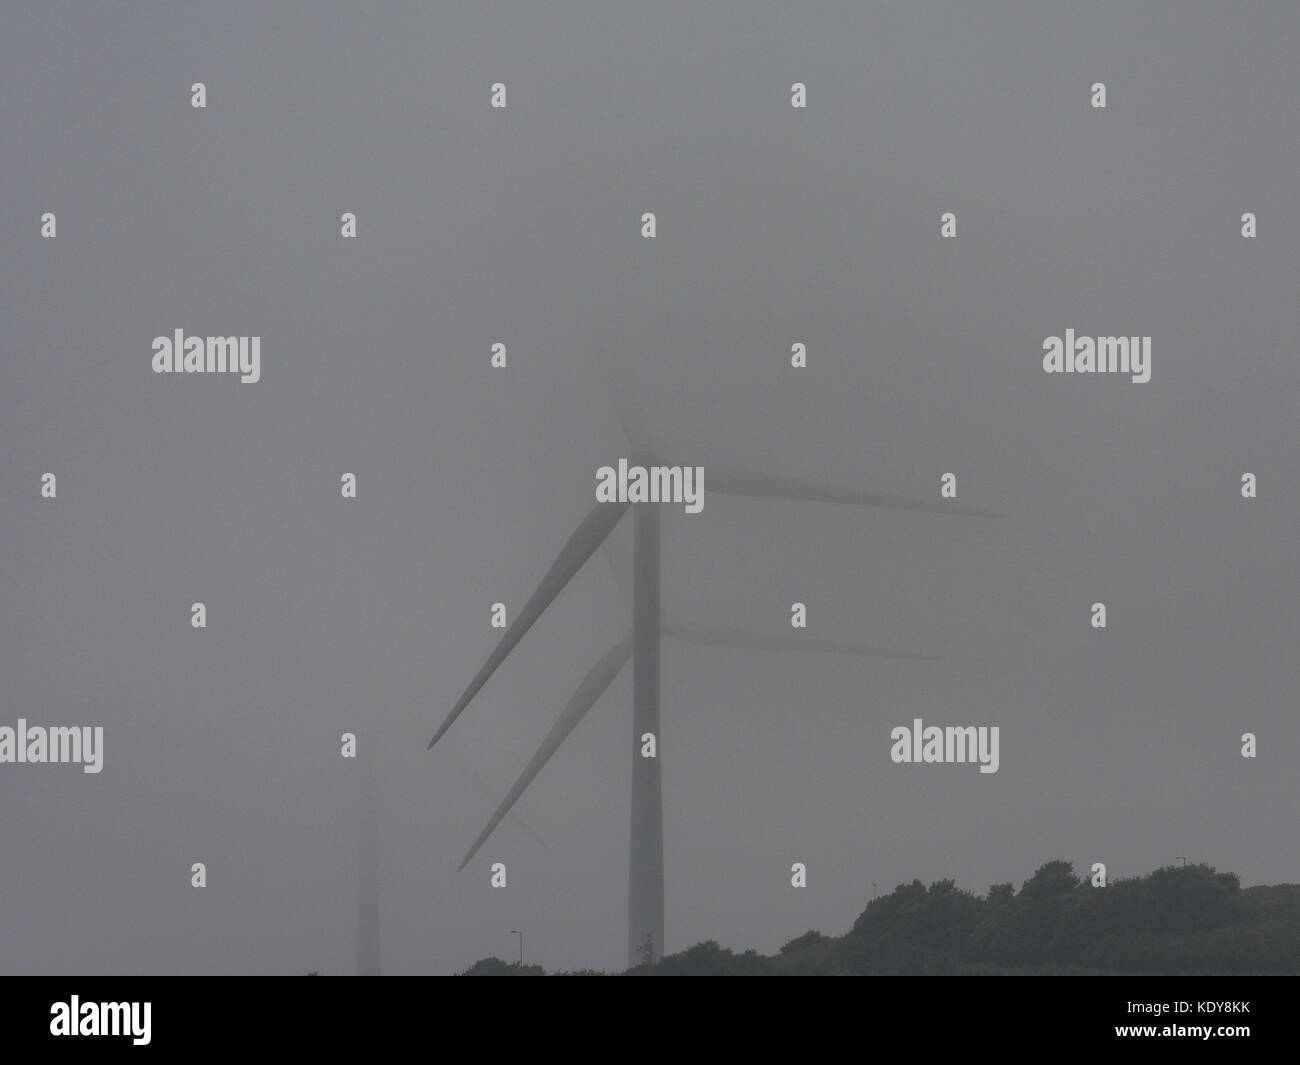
[460,861,1300,975]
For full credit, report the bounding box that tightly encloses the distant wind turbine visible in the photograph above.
[427,370,1004,968]
[356,741,380,976]
[353,734,545,976]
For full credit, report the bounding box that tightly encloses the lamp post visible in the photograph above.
[509,929,523,967]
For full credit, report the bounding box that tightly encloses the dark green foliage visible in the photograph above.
[457,861,1300,975]
[460,957,545,976]
[780,930,830,954]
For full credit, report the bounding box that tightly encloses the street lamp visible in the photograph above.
[509,929,523,966]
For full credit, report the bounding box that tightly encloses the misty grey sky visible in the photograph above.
[1,1,1297,975]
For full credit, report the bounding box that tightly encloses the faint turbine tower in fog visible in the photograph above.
[356,741,381,976]
[354,733,544,975]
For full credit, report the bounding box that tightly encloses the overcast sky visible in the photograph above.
[1,0,1297,975]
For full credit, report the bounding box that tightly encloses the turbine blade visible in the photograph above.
[457,637,633,871]
[447,749,551,853]
[708,468,1006,518]
[663,619,939,661]
[428,501,631,749]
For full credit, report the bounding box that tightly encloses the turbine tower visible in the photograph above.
[427,394,1003,968]
[356,738,380,976]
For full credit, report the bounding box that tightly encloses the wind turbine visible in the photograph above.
[427,377,1004,968]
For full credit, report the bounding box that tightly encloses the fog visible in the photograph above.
[1,1,1296,974]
